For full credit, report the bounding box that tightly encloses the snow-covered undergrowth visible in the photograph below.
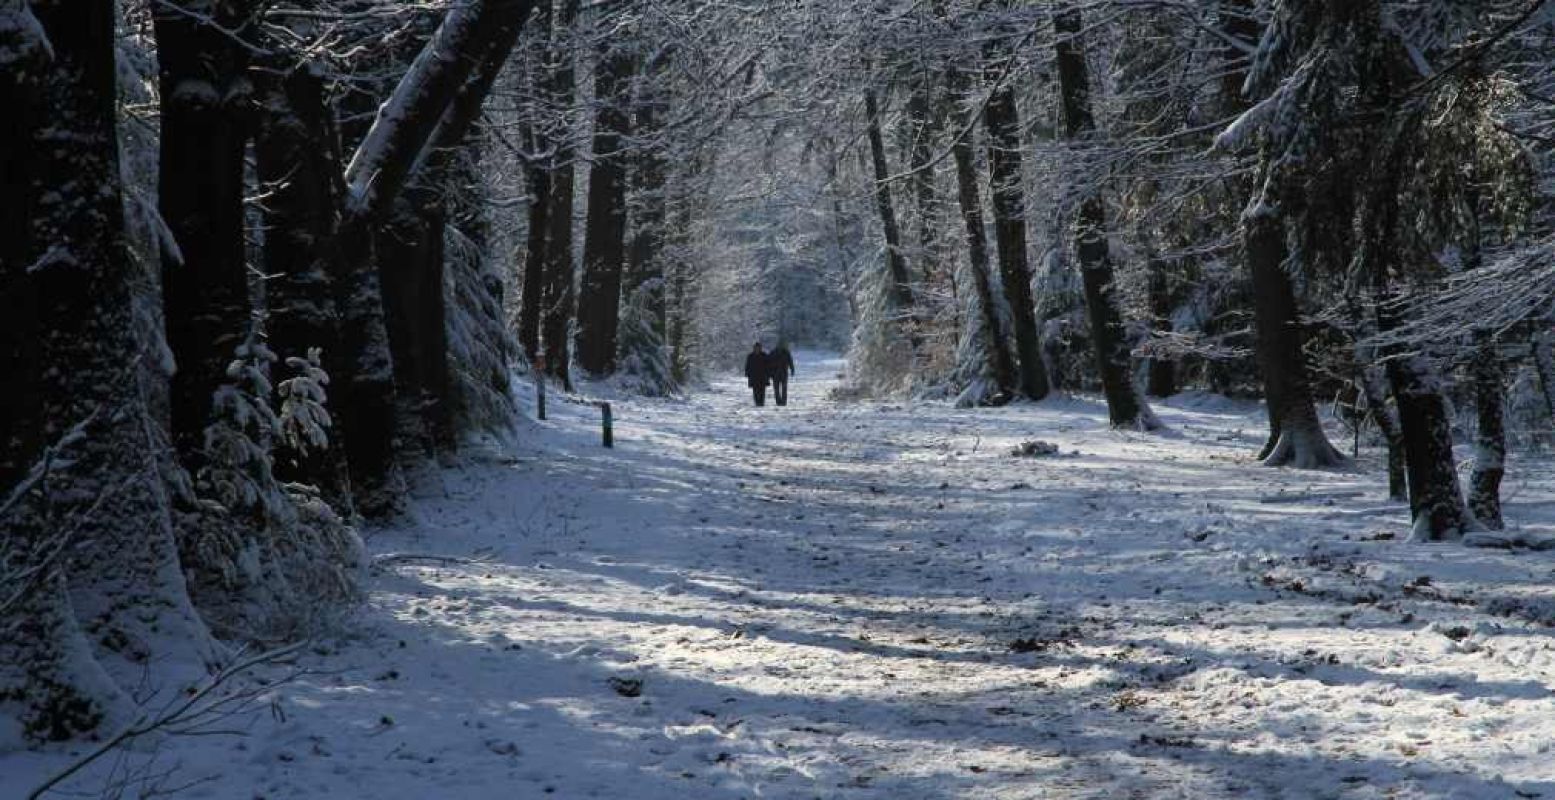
[9,352,1555,799]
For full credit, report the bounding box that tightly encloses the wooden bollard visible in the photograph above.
[600,402,613,448]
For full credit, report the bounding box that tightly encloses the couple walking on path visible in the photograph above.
[745,342,796,407]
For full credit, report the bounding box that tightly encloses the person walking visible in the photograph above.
[744,342,770,406]
[768,341,796,406]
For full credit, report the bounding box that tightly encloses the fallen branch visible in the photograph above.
[28,642,307,800]
[373,552,492,569]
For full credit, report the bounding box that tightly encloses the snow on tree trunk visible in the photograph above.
[576,43,634,377]
[343,0,531,219]
[1,8,132,744]
[1054,7,1157,431]
[2,0,218,745]
[982,41,1048,402]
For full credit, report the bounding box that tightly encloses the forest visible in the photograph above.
[4,0,1555,797]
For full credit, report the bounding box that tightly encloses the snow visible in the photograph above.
[9,351,1555,798]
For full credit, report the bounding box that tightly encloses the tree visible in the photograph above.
[947,61,1017,404]
[576,38,636,376]
[539,0,581,389]
[333,0,536,513]
[982,19,1048,401]
[255,60,356,512]
[2,0,217,742]
[153,0,255,476]
[864,86,918,328]
[1053,6,1158,430]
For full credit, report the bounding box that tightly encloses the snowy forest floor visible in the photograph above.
[13,352,1555,799]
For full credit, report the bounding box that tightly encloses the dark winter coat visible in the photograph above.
[767,347,795,382]
[744,352,769,387]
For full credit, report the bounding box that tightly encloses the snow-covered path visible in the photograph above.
[15,352,1555,799]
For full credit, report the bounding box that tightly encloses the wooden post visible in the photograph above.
[534,354,547,420]
[600,402,613,448]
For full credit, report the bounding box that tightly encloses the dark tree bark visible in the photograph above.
[982,49,1049,402]
[1244,204,1345,467]
[255,61,356,513]
[519,164,551,363]
[1357,359,1408,500]
[863,87,918,320]
[1053,7,1156,429]
[2,0,216,741]
[153,0,254,473]
[516,7,552,367]
[1387,348,1472,540]
[540,0,580,390]
[377,192,450,455]
[575,44,635,376]
[948,66,1017,402]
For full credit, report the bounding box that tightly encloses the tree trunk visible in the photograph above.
[2,0,218,742]
[0,3,131,742]
[863,87,917,323]
[1243,205,1344,467]
[1388,352,1472,540]
[395,5,529,451]
[331,0,533,515]
[906,79,941,288]
[983,51,1049,401]
[948,67,1017,402]
[377,192,449,456]
[625,73,669,347]
[575,44,634,376]
[1357,360,1408,500]
[254,60,356,513]
[1371,278,1472,540]
[1146,255,1177,397]
[1469,336,1505,529]
[540,0,579,390]
[1053,7,1157,429]
[666,189,695,384]
[153,0,253,474]
[1534,331,1555,428]
[520,164,550,364]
